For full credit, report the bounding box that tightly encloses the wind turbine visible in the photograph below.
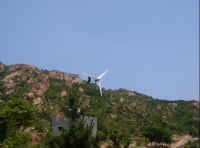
[83,70,108,96]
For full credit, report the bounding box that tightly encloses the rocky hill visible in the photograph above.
[0,61,199,147]
[0,62,82,105]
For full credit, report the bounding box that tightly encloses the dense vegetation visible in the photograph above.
[0,64,199,147]
[143,127,172,145]
[0,97,35,147]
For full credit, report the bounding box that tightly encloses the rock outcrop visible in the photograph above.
[0,62,82,105]
[49,70,82,84]
[2,64,49,105]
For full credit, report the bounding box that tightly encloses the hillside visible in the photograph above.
[0,61,199,147]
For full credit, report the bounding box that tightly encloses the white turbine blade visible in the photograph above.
[98,81,102,96]
[97,70,108,80]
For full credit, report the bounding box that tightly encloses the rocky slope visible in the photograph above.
[0,61,82,105]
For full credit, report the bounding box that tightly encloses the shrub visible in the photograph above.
[110,129,121,147]
[143,127,172,145]
[0,97,35,142]
[63,84,81,120]
[96,130,107,142]
[2,131,31,148]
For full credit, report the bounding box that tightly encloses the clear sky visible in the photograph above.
[0,0,199,100]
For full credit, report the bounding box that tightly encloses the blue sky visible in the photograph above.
[0,0,199,100]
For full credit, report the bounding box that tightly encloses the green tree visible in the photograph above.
[143,127,172,145]
[62,117,94,148]
[143,127,156,145]
[162,128,172,144]
[0,97,35,142]
[63,84,81,120]
[96,130,107,142]
[45,84,95,148]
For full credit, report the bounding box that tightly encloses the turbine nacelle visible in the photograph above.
[83,70,108,96]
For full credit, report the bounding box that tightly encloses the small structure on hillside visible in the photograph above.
[52,116,71,135]
[52,115,97,137]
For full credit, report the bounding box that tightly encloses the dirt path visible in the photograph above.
[170,135,197,148]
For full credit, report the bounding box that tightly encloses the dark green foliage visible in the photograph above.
[0,97,35,142]
[143,127,155,143]
[62,117,94,148]
[110,129,131,147]
[143,127,172,144]
[96,130,107,142]
[120,132,131,148]
[45,79,68,101]
[63,84,81,120]
[97,118,109,134]
[42,133,62,148]
[0,77,31,100]
[33,118,51,133]
[13,82,31,98]
[0,81,7,100]
[110,129,121,147]
[0,70,6,80]
[169,102,199,136]
[81,83,101,97]
[2,131,31,148]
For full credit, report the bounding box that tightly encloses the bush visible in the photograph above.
[96,130,107,142]
[110,129,121,147]
[42,133,61,148]
[63,84,82,120]
[0,97,35,142]
[120,132,131,148]
[2,131,31,148]
[143,127,172,145]
[62,117,95,148]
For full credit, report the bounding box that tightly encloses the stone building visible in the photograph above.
[52,115,97,137]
